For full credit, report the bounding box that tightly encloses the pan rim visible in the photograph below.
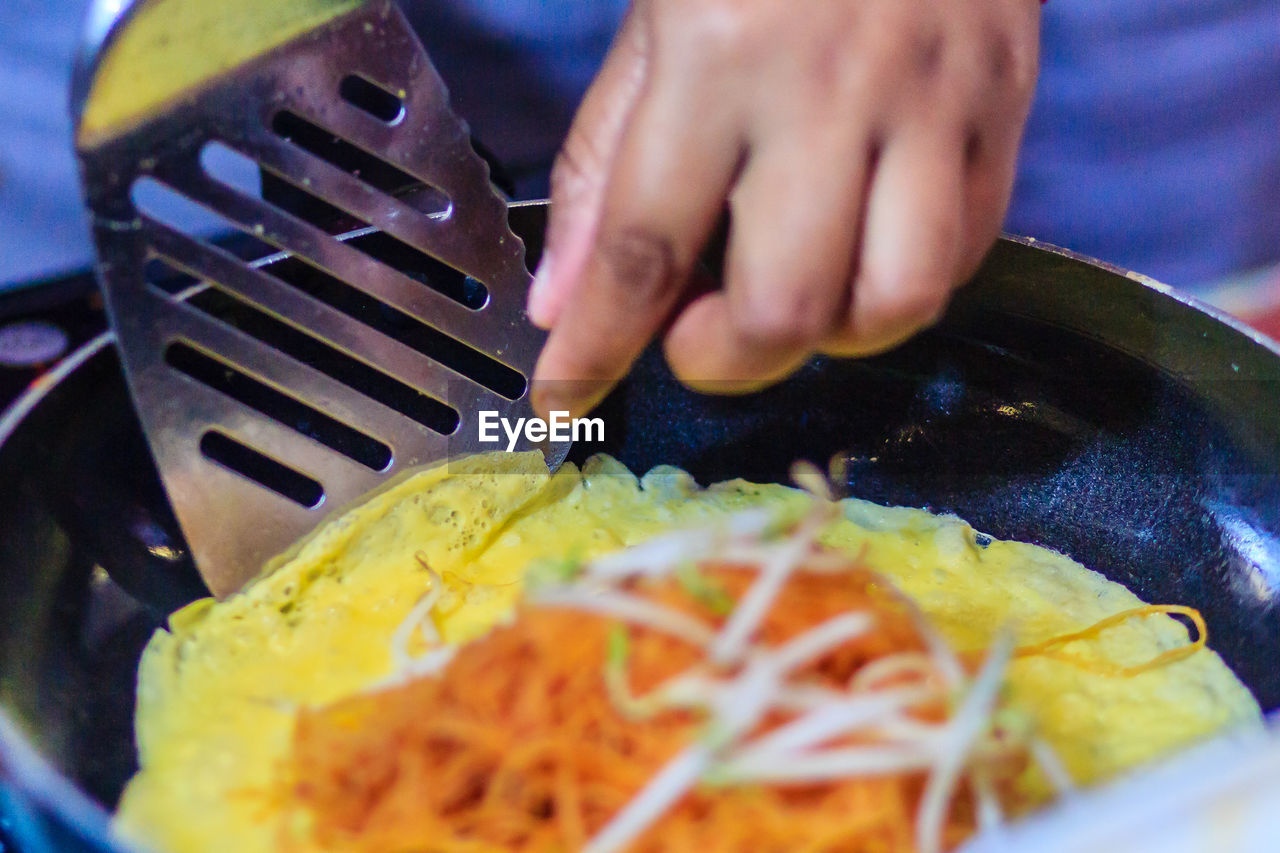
[0,335,131,849]
[1,223,1278,849]
[0,703,127,850]
[993,231,1280,358]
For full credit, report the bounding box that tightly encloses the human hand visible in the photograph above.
[527,0,1041,417]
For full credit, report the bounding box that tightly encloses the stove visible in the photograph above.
[0,272,107,411]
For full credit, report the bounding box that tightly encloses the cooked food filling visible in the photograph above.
[114,452,1261,853]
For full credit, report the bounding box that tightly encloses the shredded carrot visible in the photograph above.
[1013,605,1208,677]
[286,563,1028,853]
[284,534,1208,853]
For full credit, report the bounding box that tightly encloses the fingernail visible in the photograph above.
[527,251,554,329]
[530,379,582,422]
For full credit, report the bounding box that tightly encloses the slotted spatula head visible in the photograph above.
[72,0,565,597]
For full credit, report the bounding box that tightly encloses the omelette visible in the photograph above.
[114,452,1261,853]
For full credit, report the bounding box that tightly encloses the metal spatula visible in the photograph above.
[72,0,563,597]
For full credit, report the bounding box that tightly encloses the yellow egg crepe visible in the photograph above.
[114,452,1261,853]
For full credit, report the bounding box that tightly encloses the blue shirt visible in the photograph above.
[1009,0,1280,285]
[404,0,626,196]
[0,0,98,287]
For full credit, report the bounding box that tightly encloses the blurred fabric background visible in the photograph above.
[0,0,1276,328]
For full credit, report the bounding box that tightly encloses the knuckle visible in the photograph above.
[941,42,989,100]
[803,28,872,102]
[963,125,984,167]
[984,21,1038,99]
[988,31,1015,82]
[596,226,679,304]
[733,287,835,350]
[666,0,762,69]
[910,28,946,80]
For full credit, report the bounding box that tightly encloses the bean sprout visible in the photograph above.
[384,471,1042,852]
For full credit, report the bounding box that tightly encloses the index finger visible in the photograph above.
[530,82,740,418]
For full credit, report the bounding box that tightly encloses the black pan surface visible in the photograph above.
[1,202,1279,851]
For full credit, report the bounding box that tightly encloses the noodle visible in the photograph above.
[1013,605,1208,677]
[285,502,1208,853]
[291,565,1000,853]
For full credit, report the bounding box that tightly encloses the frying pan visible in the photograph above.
[1,201,1279,851]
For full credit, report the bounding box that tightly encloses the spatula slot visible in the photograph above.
[342,230,489,311]
[166,341,394,472]
[184,287,461,437]
[197,141,491,313]
[262,255,525,400]
[132,177,276,261]
[271,110,445,208]
[137,169,519,400]
[144,256,199,297]
[136,200,515,421]
[197,140,265,206]
[339,74,405,125]
[199,430,325,509]
[200,140,362,237]
[144,220,521,405]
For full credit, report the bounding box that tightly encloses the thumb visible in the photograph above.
[527,6,651,329]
